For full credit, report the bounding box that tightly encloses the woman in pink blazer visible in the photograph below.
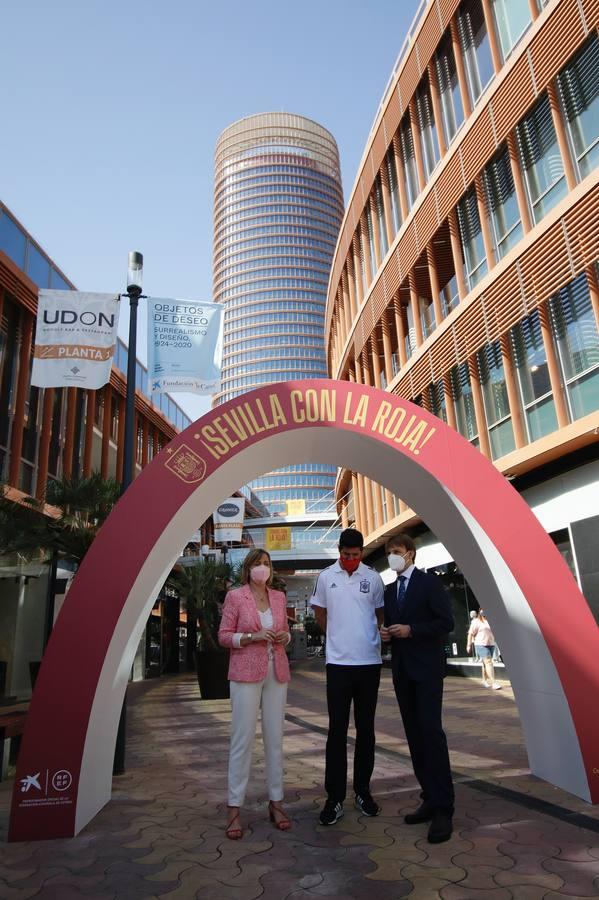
[218,548,291,839]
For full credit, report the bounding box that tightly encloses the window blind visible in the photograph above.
[457,0,485,52]
[516,94,556,170]
[510,309,543,367]
[457,188,482,244]
[557,34,599,123]
[416,80,435,132]
[483,146,515,213]
[450,361,471,400]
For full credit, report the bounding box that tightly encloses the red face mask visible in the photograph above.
[340,556,360,573]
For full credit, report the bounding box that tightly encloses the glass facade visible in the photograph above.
[213,113,343,515]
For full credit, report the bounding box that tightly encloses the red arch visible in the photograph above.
[9,380,599,841]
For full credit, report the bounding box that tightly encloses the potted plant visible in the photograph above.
[170,557,235,699]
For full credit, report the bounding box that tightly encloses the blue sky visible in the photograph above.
[0,0,419,419]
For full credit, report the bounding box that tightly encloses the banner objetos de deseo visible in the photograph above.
[147,298,223,395]
[31,291,120,389]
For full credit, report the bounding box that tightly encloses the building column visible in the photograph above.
[153,428,160,458]
[468,357,492,458]
[361,212,373,286]
[443,372,458,430]
[450,16,473,119]
[62,388,77,479]
[426,243,444,326]
[394,295,408,368]
[341,273,352,341]
[8,313,33,487]
[480,0,503,73]
[380,163,395,247]
[547,82,577,192]
[409,98,427,192]
[428,61,447,157]
[370,333,382,388]
[354,355,363,384]
[361,475,374,535]
[116,393,126,482]
[507,131,533,234]
[475,174,496,272]
[373,481,384,532]
[354,472,365,532]
[381,309,394,385]
[392,133,410,221]
[528,0,540,21]
[141,416,149,467]
[448,208,468,300]
[539,303,569,428]
[500,334,526,449]
[408,271,424,348]
[361,349,372,386]
[369,193,382,270]
[83,390,96,477]
[35,388,55,500]
[347,258,358,320]
[101,386,111,478]
[352,234,364,306]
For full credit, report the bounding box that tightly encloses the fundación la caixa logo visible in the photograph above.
[19,769,73,806]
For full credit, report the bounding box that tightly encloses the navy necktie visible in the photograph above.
[396,575,407,616]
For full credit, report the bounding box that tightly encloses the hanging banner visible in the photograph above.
[265,526,292,551]
[147,298,223,395]
[31,291,120,389]
[213,497,245,543]
[286,499,306,516]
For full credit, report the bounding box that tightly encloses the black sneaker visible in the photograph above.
[354,793,380,817]
[319,799,344,825]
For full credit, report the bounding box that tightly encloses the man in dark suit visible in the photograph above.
[380,532,455,843]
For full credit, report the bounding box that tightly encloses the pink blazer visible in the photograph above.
[218,585,291,683]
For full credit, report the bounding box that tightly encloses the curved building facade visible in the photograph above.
[326,0,599,622]
[214,113,344,515]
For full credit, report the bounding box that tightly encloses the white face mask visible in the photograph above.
[388,553,408,573]
[250,564,270,585]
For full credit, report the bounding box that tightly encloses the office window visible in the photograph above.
[548,272,599,420]
[557,35,599,179]
[386,149,402,233]
[450,361,479,443]
[50,268,71,291]
[511,308,558,441]
[458,0,494,107]
[435,32,465,146]
[441,274,460,317]
[516,93,567,223]
[0,212,26,268]
[492,0,532,60]
[457,187,488,289]
[26,244,51,288]
[428,379,447,423]
[400,117,419,209]
[483,145,522,259]
[477,341,515,458]
[420,297,435,339]
[415,77,440,178]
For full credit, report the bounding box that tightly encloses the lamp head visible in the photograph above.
[127,251,143,297]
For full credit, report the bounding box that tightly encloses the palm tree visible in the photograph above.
[169,558,233,653]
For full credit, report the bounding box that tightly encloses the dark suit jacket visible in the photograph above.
[384,568,454,682]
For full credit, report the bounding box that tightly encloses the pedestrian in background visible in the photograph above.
[218,548,291,839]
[467,609,502,690]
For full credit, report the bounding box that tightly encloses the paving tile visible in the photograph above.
[4,664,599,900]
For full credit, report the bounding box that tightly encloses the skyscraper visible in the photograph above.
[213,112,344,515]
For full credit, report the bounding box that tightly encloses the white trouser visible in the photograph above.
[228,659,288,807]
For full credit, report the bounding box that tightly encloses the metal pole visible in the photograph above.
[113,284,141,777]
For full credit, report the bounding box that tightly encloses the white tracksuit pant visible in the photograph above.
[228,659,287,806]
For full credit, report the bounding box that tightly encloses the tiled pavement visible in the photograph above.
[1,660,599,899]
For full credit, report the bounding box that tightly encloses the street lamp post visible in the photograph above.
[113,251,144,777]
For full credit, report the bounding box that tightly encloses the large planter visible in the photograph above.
[196,649,230,699]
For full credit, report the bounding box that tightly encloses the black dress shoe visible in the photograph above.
[404,802,433,825]
[427,810,453,843]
